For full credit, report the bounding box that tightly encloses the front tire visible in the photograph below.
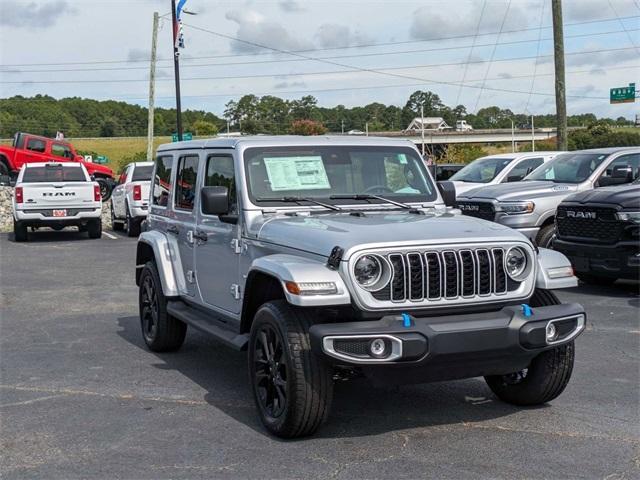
[535,224,556,248]
[13,220,28,242]
[484,288,574,405]
[138,261,186,352]
[87,219,102,239]
[248,300,333,438]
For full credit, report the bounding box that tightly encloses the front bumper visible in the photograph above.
[309,303,585,384]
[554,238,640,280]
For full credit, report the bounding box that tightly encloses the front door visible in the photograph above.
[173,154,200,297]
[194,153,241,315]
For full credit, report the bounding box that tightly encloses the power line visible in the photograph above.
[455,0,488,106]
[607,0,640,53]
[6,27,638,74]
[524,0,548,114]
[3,14,639,68]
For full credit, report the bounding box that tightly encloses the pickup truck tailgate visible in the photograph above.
[20,182,98,209]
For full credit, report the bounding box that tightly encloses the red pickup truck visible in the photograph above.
[0,132,116,200]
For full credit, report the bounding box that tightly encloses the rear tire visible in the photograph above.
[248,300,333,438]
[125,204,141,237]
[111,203,124,231]
[138,261,187,352]
[535,223,556,248]
[13,220,28,242]
[577,273,616,286]
[87,219,102,239]
[485,288,574,406]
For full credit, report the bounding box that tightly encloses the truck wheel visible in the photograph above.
[13,220,28,242]
[484,288,574,405]
[535,224,556,248]
[96,178,112,202]
[248,300,333,438]
[125,204,141,237]
[87,219,102,239]
[577,273,616,286]
[111,203,123,231]
[138,261,186,352]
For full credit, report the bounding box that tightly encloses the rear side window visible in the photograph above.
[26,138,46,153]
[22,165,86,182]
[51,143,74,158]
[506,157,544,182]
[152,156,173,207]
[132,165,154,181]
[174,155,200,211]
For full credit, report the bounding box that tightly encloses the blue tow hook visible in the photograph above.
[521,304,533,317]
[401,313,412,328]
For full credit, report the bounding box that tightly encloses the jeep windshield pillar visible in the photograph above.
[135,136,585,438]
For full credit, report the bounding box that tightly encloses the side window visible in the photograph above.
[26,138,46,153]
[600,154,640,183]
[506,158,544,182]
[152,156,173,207]
[51,143,73,158]
[174,155,200,211]
[204,155,237,214]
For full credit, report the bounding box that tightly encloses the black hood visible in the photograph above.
[562,184,640,209]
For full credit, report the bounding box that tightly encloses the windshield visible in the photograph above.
[525,152,609,184]
[132,165,153,181]
[22,165,87,182]
[244,146,437,206]
[450,157,514,183]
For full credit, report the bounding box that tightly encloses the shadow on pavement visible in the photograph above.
[8,228,96,243]
[565,280,640,299]
[117,315,535,440]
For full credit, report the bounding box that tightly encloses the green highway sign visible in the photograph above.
[610,83,635,104]
[95,155,108,164]
[172,132,193,142]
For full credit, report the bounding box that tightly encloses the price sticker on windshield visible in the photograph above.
[264,156,331,191]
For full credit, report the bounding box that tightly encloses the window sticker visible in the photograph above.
[263,156,331,191]
[397,153,408,164]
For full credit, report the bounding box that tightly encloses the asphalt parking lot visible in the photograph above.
[1,230,638,479]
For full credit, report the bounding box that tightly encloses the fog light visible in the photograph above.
[546,322,558,343]
[369,338,389,358]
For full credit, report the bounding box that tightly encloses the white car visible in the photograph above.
[110,161,153,236]
[12,162,102,242]
[456,120,473,131]
[450,151,562,197]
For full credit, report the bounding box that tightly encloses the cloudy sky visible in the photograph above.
[1,0,638,120]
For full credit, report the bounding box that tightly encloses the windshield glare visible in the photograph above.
[525,153,608,183]
[244,146,437,205]
[450,157,514,183]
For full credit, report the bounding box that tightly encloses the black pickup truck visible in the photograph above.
[554,180,640,285]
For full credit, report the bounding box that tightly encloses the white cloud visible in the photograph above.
[0,0,75,28]
[279,1,305,13]
[564,0,639,21]
[315,24,373,48]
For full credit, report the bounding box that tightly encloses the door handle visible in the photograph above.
[167,225,179,235]
[194,230,208,242]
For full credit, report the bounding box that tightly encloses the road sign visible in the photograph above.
[610,83,635,104]
[172,132,193,142]
[95,155,108,164]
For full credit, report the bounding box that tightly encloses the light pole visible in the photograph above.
[170,0,183,141]
[511,119,515,153]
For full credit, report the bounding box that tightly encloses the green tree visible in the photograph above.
[192,120,219,136]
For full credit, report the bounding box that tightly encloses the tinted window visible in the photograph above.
[174,155,199,211]
[51,143,73,158]
[132,165,154,181]
[152,156,173,207]
[506,157,544,182]
[526,153,608,183]
[205,155,237,214]
[450,157,514,183]
[26,138,46,153]
[22,165,86,182]
[244,146,436,205]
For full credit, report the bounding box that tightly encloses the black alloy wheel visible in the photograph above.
[253,324,288,419]
[140,274,159,344]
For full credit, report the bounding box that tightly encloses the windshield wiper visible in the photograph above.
[255,196,342,211]
[330,194,412,210]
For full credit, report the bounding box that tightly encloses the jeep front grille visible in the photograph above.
[371,248,510,303]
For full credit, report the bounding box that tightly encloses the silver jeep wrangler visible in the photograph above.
[135,136,585,438]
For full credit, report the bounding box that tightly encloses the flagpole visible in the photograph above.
[171,0,183,141]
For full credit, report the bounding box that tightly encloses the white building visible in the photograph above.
[405,117,451,132]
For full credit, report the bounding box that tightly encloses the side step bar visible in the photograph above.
[167,300,249,351]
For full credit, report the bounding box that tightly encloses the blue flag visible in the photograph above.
[176,0,188,21]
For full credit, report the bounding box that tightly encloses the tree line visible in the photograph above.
[0,92,634,139]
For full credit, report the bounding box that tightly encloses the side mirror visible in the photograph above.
[612,165,633,180]
[437,181,456,207]
[201,186,230,216]
[90,174,96,181]
[506,174,524,183]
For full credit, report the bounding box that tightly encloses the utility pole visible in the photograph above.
[552,0,567,150]
[146,11,159,161]
[511,119,515,153]
[365,122,369,136]
[420,105,425,157]
[341,119,344,134]
[171,0,183,141]
[531,115,535,152]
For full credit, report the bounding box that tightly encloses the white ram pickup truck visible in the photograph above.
[110,161,153,236]
[12,162,103,242]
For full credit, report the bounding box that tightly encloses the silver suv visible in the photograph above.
[457,147,640,247]
[135,136,585,438]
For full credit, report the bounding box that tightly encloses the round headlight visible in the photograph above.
[354,255,382,287]
[505,247,528,280]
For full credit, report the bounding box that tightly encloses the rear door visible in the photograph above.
[111,166,130,218]
[172,154,201,297]
[15,136,49,168]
